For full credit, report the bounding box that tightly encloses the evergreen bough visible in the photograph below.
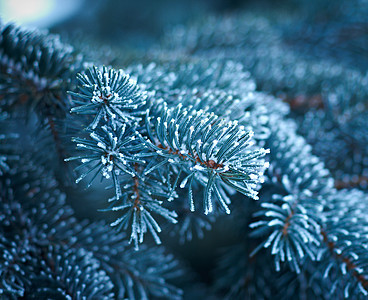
[1,4,368,298]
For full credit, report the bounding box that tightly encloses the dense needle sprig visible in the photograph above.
[0,22,84,117]
[67,65,269,247]
[103,172,178,249]
[143,103,269,214]
[70,66,148,129]
[66,123,149,198]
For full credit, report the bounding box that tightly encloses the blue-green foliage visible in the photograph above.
[67,65,269,248]
[0,159,183,299]
[125,61,282,243]
[0,163,113,299]
[299,101,368,190]
[27,245,114,299]
[143,102,269,211]
[67,220,183,300]
[162,11,368,192]
[0,111,18,175]
[67,123,147,195]
[317,189,368,298]
[2,3,368,299]
[215,243,301,299]
[70,66,147,129]
[0,22,84,118]
[104,170,179,249]
[250,192,322,273]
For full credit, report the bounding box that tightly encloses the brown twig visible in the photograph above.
[282,200,299,236]
[157,143,223,170]
[321,230,368,290]
[47,116,67,164]
[132,163,141,211]
[282,94,324,111]
[335,175,368,189]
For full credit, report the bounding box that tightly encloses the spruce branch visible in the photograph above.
[0,22,84,118]
[69,66,148,129]
[250,191,322,273]
[143,102,269,213]
[127,61,288,142]
[0,158,183,299]
[249,115,368,297]
[102,164,178,250]
[316,189,368,298]
[299,102,368,190]
[67,65,269,247]
[161,12,368,194]
[66,123,149,197]
[248,116,330,273]
[0,164,113,299]
[69,219,183,300]
[26,245,114,299]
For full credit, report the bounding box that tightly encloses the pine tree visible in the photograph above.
[1,1,368,298]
